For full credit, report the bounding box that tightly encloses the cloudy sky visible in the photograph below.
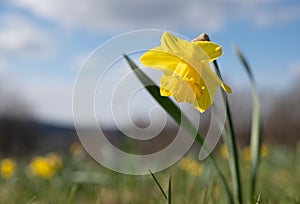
[0,0,300,126]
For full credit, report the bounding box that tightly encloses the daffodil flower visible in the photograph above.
[29,154,62,179]
[140,32,231,112]
[0,158,16,179]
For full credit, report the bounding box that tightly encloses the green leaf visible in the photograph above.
[149,169,167,200]
[233,46,263,202]
[26,196,37,204]
[202,187,209,204]
[65,184,78,204]
[168,176,172,204]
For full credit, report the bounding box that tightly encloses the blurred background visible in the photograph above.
[0,0,300,155]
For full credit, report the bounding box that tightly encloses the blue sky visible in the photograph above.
[0,0,300,125]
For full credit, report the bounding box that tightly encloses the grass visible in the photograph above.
[0,144,299,204]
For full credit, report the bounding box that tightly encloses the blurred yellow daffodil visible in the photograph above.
[260,144,270,159]
[69,141,84,157]
[242,147,252,163]
[30,156,54,179]
[29,154,62,179]
[220,144,229,159]
[140,32,231,112]
[242,144,270,163]
[0,158,16,179]
[46,153,62,170]
[178,156,203,177]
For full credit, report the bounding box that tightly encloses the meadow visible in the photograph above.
[1,0,300,203]
[0,142,299,204]
[1,36,299,204]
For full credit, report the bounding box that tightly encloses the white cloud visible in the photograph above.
[0,13,55,59]
[17,77,75,124]
[11,0,300,33]
[253,5,300,27]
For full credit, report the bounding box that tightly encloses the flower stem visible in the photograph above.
[213,60,243,204]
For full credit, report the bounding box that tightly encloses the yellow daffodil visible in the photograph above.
[69,141,84,157]
[0,158,16,179]
[140,32,231,112]
[242,144,270,163]
[242,147,252,163]
[178,156,203,177]
[29,155,61,179]
[46,153,62,170]
[260,144,270,159]
[220,144,229,159]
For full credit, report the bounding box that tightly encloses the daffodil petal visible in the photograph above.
[161,32,194,57]
[193,41,223,61]
[195,82,219,113]
[160,73,199,105]
[140,46,181,71]
[160,32,211,63]
[193,67,231,111]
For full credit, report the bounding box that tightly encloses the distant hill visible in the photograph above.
[0,118,77,156]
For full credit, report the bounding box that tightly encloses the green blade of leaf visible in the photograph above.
[26,196,37,204]
[233,45,263,202]
[149,169,168,200]
[65,184,78,204]
[168,176,172,204]
[202,186,209,204]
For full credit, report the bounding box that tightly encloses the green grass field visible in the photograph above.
[0,144,299,204]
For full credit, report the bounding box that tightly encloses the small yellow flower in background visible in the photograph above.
[70,141,84,157]
[242,147,252,163]
[29,153,62,179]
[260,144,270,159]
[30,156,54,179]
[0,158,16,179]
[178,156,203,177]
[242,144,270,163]
[220,144,229,159]
[140,32,231,112]
[46,153,62,170]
